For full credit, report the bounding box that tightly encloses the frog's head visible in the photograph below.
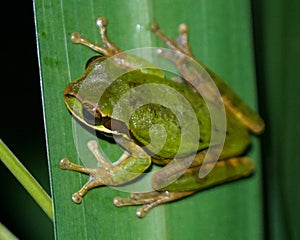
[64,79,107,135]
[63,61,128,137]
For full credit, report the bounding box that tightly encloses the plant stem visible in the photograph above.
[0,139,53,221]
[0,223,18,240]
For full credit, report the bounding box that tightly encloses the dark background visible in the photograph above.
[0,1,299,239]
[0,2,53,239]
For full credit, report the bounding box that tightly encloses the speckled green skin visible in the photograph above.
[64,56,249,162]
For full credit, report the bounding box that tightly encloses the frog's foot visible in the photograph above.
[59,140,151,203]
[59,157,108,203]
[71,16,120,56]
[151,22,199,86]
[151,22,192,57]
[113,190,195,218]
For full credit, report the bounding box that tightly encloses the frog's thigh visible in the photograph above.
[152,156,254,192]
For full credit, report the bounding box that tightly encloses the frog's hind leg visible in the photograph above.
[114,190,195,218]
[114,156,254,217]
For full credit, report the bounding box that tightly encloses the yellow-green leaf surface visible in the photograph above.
[33,0,264,239]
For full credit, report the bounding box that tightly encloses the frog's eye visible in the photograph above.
[82,102,102,125]
[103,118,129,134]
[85,56,103,69]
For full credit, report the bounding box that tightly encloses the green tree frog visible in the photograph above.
[59,16,265,218]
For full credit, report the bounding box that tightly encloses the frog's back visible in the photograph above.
[100,70,218,159]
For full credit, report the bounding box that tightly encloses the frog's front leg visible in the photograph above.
[70,16,151,71]
[151,22,223,106]
[59,139,151,203]
[152,22,249,126]
[151,22,265,134]
[114,156,254,217]
[71,16,120,56]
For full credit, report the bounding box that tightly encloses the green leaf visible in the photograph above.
[33,0,264,239]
